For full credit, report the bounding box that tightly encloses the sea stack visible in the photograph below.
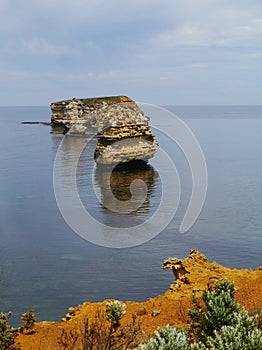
[50,96,158,165]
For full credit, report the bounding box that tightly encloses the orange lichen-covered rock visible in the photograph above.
[16,250,262,349]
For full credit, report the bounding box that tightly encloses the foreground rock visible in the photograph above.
[16,250,262,349]
[50,95,158,165]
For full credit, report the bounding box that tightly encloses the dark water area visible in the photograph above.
[0,105,261,326]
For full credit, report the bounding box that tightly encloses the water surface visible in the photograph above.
[0,106,261,325]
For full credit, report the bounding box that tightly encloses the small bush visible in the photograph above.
[20,309,36,332]
[207,309,262,349]
[188,279,239,343]
[57,300,141,350]
[106,300,126,326]
[138,279,262,350]
[138,325,187,350]
[0,312,18,350]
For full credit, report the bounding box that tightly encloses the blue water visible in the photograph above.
[0,105,261,326]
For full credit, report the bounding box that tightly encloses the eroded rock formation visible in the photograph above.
[94,101,158,164]
[162,249,208,287]
[50,95,159,165]
[50,96,132,133]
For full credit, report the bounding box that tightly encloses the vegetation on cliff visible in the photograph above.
[4,250,262,349]
[139,279,262,349]
[4,280,262,349]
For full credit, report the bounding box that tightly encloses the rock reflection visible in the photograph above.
[94,160,159,215]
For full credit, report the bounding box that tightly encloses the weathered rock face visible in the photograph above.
[50,96,159,165]
[50,96,133,132]
[163,250,208,287]
[93,100,158,164]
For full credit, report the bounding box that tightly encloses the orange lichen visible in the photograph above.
[16,250,262,349]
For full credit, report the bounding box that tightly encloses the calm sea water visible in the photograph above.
[0,105,261,325]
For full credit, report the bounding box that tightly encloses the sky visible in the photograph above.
[0,0,262,106]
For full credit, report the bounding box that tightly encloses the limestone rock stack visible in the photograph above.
[50,96,132,133]
[94,100,158,165]
[50,96,158,165]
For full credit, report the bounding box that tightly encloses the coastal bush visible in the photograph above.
[188,279,239,343]
[106,300,126,326]
[138,325,187,350]
[206,309,262,350]
[247,308,262,330]
[190,309,262,349]
[20,309,36,333]
[57,300,141,350]
[138,279,262,350]
[0,312,18,350]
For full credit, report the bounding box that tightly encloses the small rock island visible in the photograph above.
[50,96,158,165]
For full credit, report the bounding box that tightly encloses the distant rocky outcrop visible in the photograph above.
[50,96,158,165]
[50,96,132,133]
[93,99,158,165]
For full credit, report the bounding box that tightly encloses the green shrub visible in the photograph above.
[188,279,239,343]
[106,300,126,324]
[0,312,18,350]
[206,309,262,350]
[57,300,140,350]
[20,309,36,333]
[138,325,187,350]
[138,279,262,350]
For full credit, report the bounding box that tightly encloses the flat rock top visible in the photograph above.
[51,95,133,107]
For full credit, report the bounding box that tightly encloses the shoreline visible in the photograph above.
[16,250,262,349]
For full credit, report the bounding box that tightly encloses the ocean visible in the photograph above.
[0,105,261,326]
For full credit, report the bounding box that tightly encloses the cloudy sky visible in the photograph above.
[1,0,262,105]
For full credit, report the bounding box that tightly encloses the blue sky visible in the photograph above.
[0,0,262,105]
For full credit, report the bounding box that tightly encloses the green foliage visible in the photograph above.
[188,279,239,343]
[139,279,262,350]
[138,325,188,350]
[256,309,262,329]
[0,312,18,350]
[57,301,140,350]
[106,300,126,325]
[20,309,36,332]
[206,309,262,350]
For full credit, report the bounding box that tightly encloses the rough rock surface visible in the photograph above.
[16,250,262,349]
[50,96,158,164]
[94,100,158,164]
[50,96,132,131]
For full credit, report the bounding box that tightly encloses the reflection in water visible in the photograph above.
[51,134,160,232]
[95,161,159,216]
